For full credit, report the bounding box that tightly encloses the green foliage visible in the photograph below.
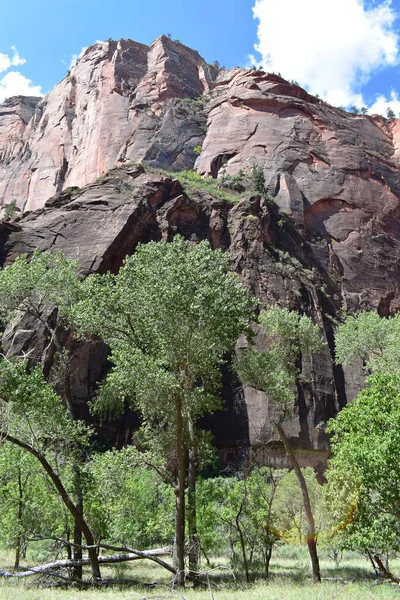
[335,311,400,374]
[236,307,324,416]
[193,144,202,155]
[86,448,174,548]
[196,467,284,576]
[156,168,245,203]
[326,372,400,559]
[274,468,323,544]
[0,445,72,557]
[70,235,253,580]
[251,165,266,195]
[0,249,81,327]
[331,312,400,564]
[71,235,254,426]
[387,107,396,120]
[3,199,18,222]
[0,359,89,452]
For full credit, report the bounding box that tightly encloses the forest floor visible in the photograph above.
[0,549,400,599]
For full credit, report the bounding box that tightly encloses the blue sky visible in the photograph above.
[1,0,400,116]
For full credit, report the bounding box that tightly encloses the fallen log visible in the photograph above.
[0,547,173,578]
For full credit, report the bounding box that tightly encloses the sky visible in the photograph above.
[1,0,400,116]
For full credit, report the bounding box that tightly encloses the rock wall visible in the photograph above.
[0,37,217,212]
[0,165,358,469]
[2,37,400,468]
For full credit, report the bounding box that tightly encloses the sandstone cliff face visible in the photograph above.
[0,165,347,468]
[0,37,217,212]
[1,38,400,468]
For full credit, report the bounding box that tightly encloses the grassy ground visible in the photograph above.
[1,548,400,599]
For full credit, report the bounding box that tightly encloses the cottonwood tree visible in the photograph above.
[0,445,71,569]
[86,447,175,548]
[335,311,400,375]
[70,235,254,586]
[235,307,324,582]
[196,467,283,580]
[325,372,400,580]
[0,359,102,579]
[330,312,400,578]
[0,250,89,578]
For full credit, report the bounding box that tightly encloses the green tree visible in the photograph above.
[3,199,18,222]
[196,468,283,580]
[235,307,324,582]
[325,372,400,577]
[0,359,101,579]
[0,445,72,569]
[251,165,266,195]
[70,236,254,586]
[86,447,175,548]
[335,311,400,375]
[274,468,323,545]
[331,312,400,576]
[387,107,396,120]
[0,249,92,580]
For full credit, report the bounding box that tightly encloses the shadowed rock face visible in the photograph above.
[0,166,357,469]
[1,38,400,468]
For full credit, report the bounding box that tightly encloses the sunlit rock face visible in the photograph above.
[2,37,400,469]
[0,37,217,212]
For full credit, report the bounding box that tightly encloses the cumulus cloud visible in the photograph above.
[0,46,26,74]
[69,46,88,69]
[0,47,43,103]
[369,89,400,116]
[0,71,43,103]
[250,0,399,107]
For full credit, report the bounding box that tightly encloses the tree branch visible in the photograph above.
[0,548,173,578]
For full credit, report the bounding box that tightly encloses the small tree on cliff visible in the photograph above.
[70,235,254,586]
[235,307,324,582]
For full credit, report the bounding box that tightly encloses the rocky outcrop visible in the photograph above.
[0,37,217,212]
[0,165,348,468]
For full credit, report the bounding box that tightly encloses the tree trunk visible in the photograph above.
[2,433,101,581]
[265,542,272,578]
[61,349,84,581]
[72,465,83,581]
[172,395,186,588]
[187,419,200,580]
[236,514,251,583]
[14,468,23,570]
[274,423,321,583]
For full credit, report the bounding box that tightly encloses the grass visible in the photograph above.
[157,169,245,204]
[138,165,248,204]
[1,548,400,599]
[1,578,399,600]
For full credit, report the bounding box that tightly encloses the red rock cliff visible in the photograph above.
[1,38,400,468]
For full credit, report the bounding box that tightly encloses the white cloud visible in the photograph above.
[369,89,400,116]
[69,46,88,69]
[0,46,26,74]
[0,71,43,103]
[251,0,399,107]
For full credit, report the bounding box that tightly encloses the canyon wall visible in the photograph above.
[1,37,400,468]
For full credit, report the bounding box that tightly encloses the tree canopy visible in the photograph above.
[69,235,254,585]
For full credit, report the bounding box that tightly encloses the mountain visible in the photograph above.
[1,36,400,470]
